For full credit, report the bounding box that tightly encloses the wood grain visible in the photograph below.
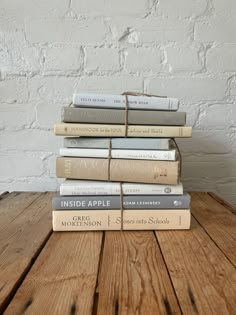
[208,192,236,214]
[190,192,236,266]
[0,192,52,313]
[155,217,236,315]
[0,192,41,231]
[4,231,103,315]
[0,191,9,199]
[96,231,181,315]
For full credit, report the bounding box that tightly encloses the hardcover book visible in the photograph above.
[64,137,173,150]
[73,93,179,111]
[52,194,191,210]
[60,180,184,196]
[59,147,178,161]
[52,209,191,231]
[54,123,192,138]
[62,107,186,125]
[56,157,180,184]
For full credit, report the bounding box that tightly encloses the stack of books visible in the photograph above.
[53,92,192,231]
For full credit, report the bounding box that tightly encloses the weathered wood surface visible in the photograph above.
[96,231,181,315]
[4,232,103,315]
[190,192,236,266]
[1,192,236,315]
[0,192,53,314]
[156,217,236,315]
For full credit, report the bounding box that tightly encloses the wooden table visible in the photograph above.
[0,192,236,315]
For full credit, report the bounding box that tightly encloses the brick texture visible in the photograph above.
[0,0,235,205]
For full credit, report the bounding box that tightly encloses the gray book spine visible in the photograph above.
[64,137,171,150]
[53,196,121,210]
[52,194,190,210]
[62,107,186,126]
[64,138,110,149]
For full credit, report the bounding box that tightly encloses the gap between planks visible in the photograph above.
[208,192,236,214]
[0,192,52,313]
[190,192,236,267]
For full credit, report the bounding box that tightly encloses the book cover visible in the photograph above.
[52,209,191,231]
[56,157,180,184]
[73,93,179,111]
[54,123,192,138]
[59,148,177,161]
[60,181,184,196]
[62,107,186,125]
[64,137,173,150]
[52,194,191,210]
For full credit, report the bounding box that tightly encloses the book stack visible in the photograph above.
[53,92,192,231]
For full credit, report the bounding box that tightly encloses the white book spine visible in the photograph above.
[60,182,121,196]
[59,148,176,161]
[73,93,179,111]
[112,149,176,161]
[60,148,107,158]
[60,181,183,196]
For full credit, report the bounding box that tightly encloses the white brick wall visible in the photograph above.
[0,0,236,205]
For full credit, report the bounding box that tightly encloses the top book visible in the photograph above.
[73,93,179,111]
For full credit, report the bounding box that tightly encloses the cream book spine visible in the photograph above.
[52,209,191,231]
[56,157,180,185]
[54,123,192,138]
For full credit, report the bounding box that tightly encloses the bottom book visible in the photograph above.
[52,209,191,231]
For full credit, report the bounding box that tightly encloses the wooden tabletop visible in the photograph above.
[0,192,235,315]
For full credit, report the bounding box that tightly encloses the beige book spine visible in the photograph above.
[54,123,192,138]
[56,157,179,184]
[52,209,191,231]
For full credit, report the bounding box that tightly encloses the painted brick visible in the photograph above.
[85,48,120,71]
[110,17,191,43]
[199,104,235,129]
[10,46,41,74]
[216,181,236,195]
[0,153,44,177]
[183,157,236,180]
[157,0,208,18]
[0,130,62,153]
[195,17,236,43]
[72,0,150,16]
[35,101,64,128]
[147,77,227,103]
[0,104,35,130]
[176,131,232,154]
[125,47,162,72]
[229,77,236,97]
[213,0,236,18]
[0,0,68,17]
[0,77,28,103]
[25,18,108,44]
[207,44,236,72]
[179,104,200,127]
[77,76,143,93]
[0,177,61,192]
[166,44,202,72]
[43,46,82,71]
[29,76,78,103]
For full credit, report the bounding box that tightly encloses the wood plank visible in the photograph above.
[155,217,236,315]
[0,192,53,313]
[0,192,41,231]
[4,231,103,315]
[208,192,236,214]
[96,231,181,315]
[190,192,236,266]
[0,192,9,199]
